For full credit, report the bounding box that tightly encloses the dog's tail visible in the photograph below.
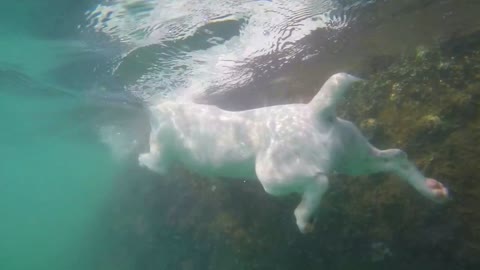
[309,73,363,121]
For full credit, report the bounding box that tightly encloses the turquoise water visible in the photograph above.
[1,2,116,269]
[0,56,115,270]
[0,73,118,269]
[1,1,480,269]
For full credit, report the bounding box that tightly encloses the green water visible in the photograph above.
[0,90,116,270]
[1,1,480,270]
[0,2,117,269]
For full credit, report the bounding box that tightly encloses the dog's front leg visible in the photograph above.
[139,133,171,175]
[294,175,329,234]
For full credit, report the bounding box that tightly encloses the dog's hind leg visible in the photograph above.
[367,149,449,203]
[255,148,330,233]
[294,175,329,234]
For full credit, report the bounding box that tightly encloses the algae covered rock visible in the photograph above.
[97,37,480,270]
[337,43,480,267]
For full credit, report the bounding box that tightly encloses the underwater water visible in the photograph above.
[1,0,480,269]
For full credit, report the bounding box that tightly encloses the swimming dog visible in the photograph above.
[139,73,449,233]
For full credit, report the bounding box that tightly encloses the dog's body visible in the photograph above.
[139,73,448,233]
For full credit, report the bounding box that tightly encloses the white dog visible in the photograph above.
[139,73,449,233]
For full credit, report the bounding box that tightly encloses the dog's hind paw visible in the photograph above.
[426,178,449,203]
[295,215,315,234]
[301,222,315,234]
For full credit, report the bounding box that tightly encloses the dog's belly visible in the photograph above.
[175,134,258,179]
[163,104,258,179]
[154,101,325,179]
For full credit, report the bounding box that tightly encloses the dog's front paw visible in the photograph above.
[138,153,166,174]
[139,153,153,168]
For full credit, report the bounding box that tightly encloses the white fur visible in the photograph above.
[139,73,449,233]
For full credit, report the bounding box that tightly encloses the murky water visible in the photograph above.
[1,0,480,269]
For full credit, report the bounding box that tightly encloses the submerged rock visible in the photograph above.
[97,32,480,270]
[338,37,480,268]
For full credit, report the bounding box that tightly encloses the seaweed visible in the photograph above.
[98,34,480,270]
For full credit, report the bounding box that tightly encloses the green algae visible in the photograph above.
[202,36,480,268]
[100,33,480,270]
[336,39,480,267]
